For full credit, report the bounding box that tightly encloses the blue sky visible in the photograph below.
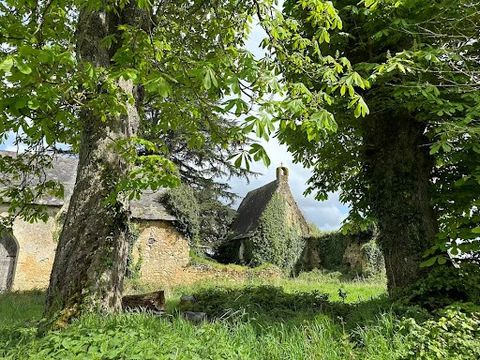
[228,136,348,230]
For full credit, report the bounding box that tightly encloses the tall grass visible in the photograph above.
[1,311,408,359]
[0,272,400,359]
[3,270,475,359]
[0,290,45,325]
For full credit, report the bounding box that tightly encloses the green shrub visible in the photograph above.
[399,264,480,309]
[400,304,480,360]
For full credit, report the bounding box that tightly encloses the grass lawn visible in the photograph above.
[0,270,477,359]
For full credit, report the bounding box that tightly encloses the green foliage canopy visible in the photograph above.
[0,0,283,226]
[265,0,480,260]
[0,0,373,228]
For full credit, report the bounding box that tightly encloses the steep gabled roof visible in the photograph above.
[230,166,310,240]
[230,180,279,240]
[0,150,175,221]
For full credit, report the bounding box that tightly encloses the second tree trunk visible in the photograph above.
[362,113,438,295]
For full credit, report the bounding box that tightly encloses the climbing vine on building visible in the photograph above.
[125,222,142,280]
[246,194,304,273]
[160,185,201,245]
[297,229,384,277]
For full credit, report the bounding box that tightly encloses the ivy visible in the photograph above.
[125,223,142,280]
[245,194,304,273]
[400,305,480,360]
[399,264,480,310]
[298,230,384,277]
[160,185,201,246]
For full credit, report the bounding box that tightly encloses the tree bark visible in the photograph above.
[44,7,140,326]
[362,113,438,295]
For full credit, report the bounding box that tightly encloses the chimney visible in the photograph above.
[276,166,289,182]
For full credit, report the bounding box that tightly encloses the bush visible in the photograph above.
[399,264,480,309]
[400,304,480,360]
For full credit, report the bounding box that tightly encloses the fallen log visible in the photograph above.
[122,290,165,313]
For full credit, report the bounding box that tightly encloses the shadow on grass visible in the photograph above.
[0,285,394,330]
[0,286,393,330]
[182,285,392,329]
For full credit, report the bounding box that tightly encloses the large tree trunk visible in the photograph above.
[362,113,438,295]
[44,7,141,326]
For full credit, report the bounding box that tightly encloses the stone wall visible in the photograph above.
[125,262,284,294]
[2,202,283,293]
[1,205,60,291]
[1,205,190,291]
[342,240,385,277]
[296,231,385,277]
[130,220,190,286]
[277,180,310,236]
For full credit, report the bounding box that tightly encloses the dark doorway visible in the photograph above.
[0,231,18,292]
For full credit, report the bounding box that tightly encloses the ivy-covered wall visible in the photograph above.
[160,185,200,244]
[240,194,304,273]
[296,230,384,277]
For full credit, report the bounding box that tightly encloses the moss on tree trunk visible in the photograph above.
[44,8,140,327]
[362,113,438,295]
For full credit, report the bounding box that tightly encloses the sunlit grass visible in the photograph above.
[0,289,45,325]
[0,271,396,359]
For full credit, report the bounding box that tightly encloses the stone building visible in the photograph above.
[297,230,384,277]
[0,151,190,292]
[218,166,310,268]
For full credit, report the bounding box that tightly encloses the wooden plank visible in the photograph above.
[122,290,165,312]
